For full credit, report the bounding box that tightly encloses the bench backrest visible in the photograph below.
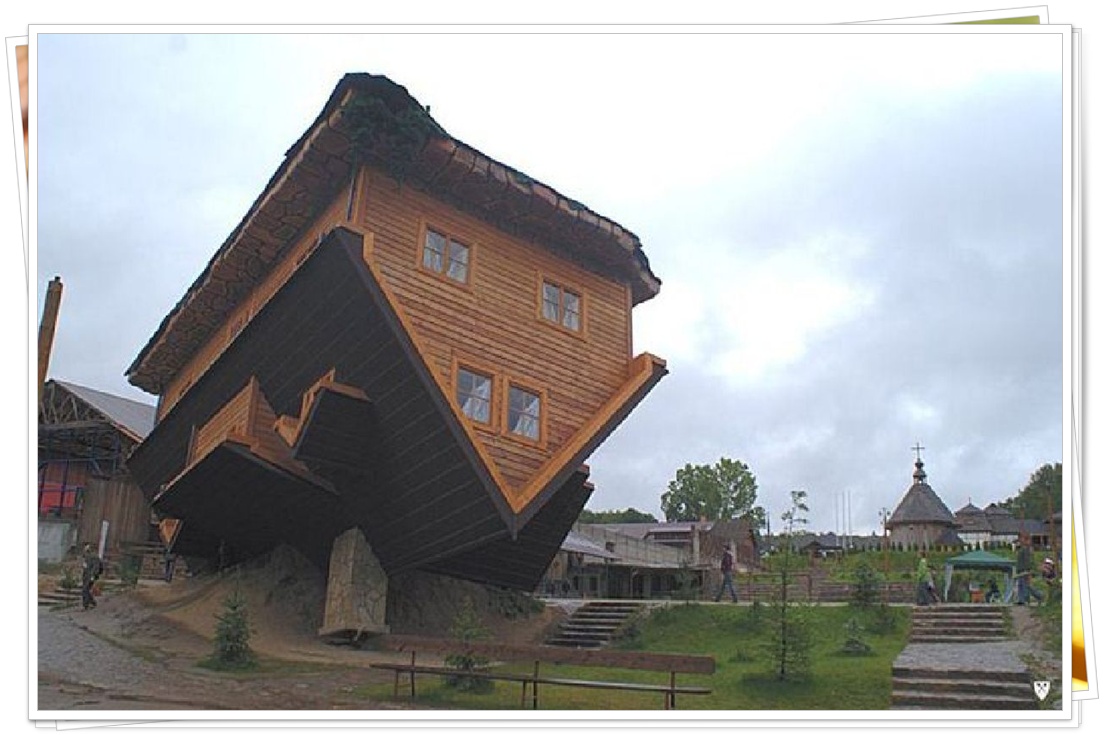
[378,634,715,675]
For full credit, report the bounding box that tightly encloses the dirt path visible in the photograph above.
[36,563,565,713]
[37,602,410,712]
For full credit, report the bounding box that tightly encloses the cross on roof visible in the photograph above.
[912,441,925,462]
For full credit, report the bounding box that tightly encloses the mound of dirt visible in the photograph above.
[106,545,564,663]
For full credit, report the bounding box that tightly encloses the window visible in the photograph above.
[507,385,541,440]
[541,280,582,331]
[456,367,492,425]
[423,228,469,283]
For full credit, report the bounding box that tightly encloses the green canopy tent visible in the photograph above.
[942,550,1016,603]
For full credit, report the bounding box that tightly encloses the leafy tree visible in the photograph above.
[660,457,765,525]
[764,490,812,681]
[577,507,659,524]
[1000,463,1062,521]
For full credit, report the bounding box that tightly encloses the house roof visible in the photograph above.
[127,73,661,395]
[51,379,156,441]
[886,459,956,528]
[561,530,619,560]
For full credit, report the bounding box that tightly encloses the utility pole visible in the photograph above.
[879,507,891,604]
[38,276,64,405]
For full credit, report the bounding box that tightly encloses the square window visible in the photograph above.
[540,280,581,332]
[457,368,492,424]
[423,228,470,284]
[507,385,541,440]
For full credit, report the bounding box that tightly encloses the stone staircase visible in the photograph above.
[909,604,1007,643]
[544,600,650,648]
[891,604,1038,709]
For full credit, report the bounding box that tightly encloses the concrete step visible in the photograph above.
[892,665,1029,684]
[892,676,1036,697]
[909,631,1006,640]
[909,622,1006,631]
[891,689,1037,709]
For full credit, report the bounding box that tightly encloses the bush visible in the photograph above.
[489,587,544,619]
[59,563,80,591]
[870,603,901,634]
[850,560,881,609]
[838,616,873,656]
[118,554,143,588]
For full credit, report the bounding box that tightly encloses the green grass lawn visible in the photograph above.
[359,602,912,710]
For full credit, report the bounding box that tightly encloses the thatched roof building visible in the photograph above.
[885,457,957,550]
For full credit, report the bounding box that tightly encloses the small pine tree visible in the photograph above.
[444,597,493,693]
[209,589,256,670]
[764,490,813,681]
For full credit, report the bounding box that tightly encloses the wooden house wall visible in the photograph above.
[358,168,634,494]
[77,476,152,551]
[127,229,511,574]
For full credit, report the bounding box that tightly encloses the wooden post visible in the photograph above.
[38,276,63,405]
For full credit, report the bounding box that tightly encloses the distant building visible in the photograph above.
[885,456,958,550]
[954,501,993,548]
[38,379,157,561]
[539,518,760,599]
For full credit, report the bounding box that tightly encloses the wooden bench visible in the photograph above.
[369,634,714,709]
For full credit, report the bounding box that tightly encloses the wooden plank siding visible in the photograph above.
[77,476,152,553]
[358,168,634,498]
[129,228,516,575]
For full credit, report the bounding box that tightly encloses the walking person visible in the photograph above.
[916,551,937,605]
[714,542,738,603]
[80,543,103,611]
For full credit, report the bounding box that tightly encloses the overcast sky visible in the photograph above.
[33,29,1067,534]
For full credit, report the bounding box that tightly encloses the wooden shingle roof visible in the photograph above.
[127,73,660,395]
[886,459,956,528]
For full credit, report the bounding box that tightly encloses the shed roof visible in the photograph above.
[127,73,660,394]
[51,379,156,441]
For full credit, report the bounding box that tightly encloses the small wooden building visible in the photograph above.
[885,457,957,551]
[124,74,666,611]
[38,379,156,561]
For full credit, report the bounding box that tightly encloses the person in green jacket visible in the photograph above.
[916,552,937,605]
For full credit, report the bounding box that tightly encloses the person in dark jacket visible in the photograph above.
[714,543,738,603]
[80,544,103,611]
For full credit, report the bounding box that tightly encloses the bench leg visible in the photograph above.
[532,661,540,709]
[667,673,676,710]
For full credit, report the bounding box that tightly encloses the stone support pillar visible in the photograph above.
[319,527,389,637]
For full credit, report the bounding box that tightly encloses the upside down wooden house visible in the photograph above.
[125,74,665,633]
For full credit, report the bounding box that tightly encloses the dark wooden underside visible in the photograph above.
[424,469,592,590]
[155,443,344,567]
[127,226,586,588]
